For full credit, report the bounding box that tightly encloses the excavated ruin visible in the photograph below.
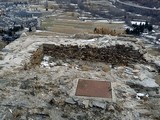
[30,44,146,67]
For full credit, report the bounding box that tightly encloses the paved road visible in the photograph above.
[116,0,160,11]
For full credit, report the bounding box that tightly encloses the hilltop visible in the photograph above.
[0,0,160,120]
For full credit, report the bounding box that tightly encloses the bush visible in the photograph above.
[94,27,119,36]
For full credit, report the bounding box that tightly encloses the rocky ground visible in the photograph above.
[0,34,160,120]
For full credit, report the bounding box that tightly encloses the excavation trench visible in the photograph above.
[30,44,146,68]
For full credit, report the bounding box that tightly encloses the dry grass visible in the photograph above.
[155,74,160,85]
[40,13,125,35]
[93,22,125,36]
[0,41,6,60]
[147,48,160,56]
[0,41,7,50]
[102,65,111,72]
[81,64,92,71]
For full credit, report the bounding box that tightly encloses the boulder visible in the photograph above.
[65,98,76,105]
[92,101,107,109]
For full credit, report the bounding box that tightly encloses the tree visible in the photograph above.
[29,27,32,32]
[132,24,138,28]
[145,21,149,28]
[125,28,131,34]
[148,25,153,32]
[8,30,13,36]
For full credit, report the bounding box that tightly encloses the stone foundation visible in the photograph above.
[42,44,146,65]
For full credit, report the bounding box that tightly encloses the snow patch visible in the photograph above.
[131,21,145,25]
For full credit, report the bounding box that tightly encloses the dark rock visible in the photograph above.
[49,98,65,106]
[76,113,87,120]
[49,98,55,105]
[61,113,69,118]
[65,98,76,105]
[92,101,106,109]
[28,108,50,119]
[69,118,76,120]
[30,91,35,96]
[20,79,33,89]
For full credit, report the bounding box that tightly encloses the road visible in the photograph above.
[116,0,160,11]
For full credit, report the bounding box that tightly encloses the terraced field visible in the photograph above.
[41,14,125,35]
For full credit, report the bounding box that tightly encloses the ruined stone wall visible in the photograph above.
[29,45,43,68]
[43,44,146,65]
